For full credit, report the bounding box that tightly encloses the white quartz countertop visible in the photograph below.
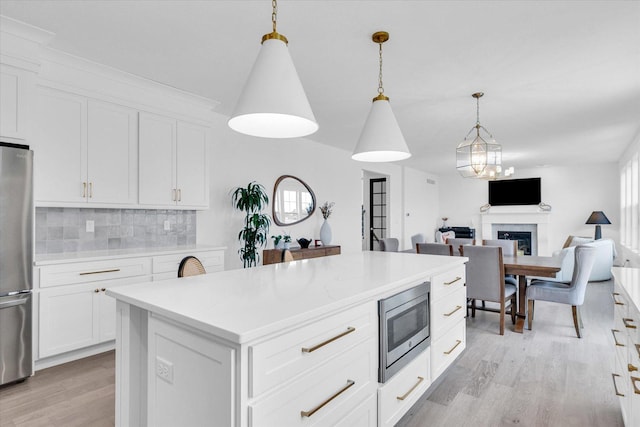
[34,245,226,266]
[612,267,640,309]
[107,251,467,344]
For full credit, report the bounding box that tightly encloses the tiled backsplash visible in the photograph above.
[35,208,196,254]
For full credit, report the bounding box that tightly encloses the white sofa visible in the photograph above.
[549,237,616,282]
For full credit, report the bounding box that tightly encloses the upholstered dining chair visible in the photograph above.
[446,238,476,256]
[461,245,517,335]
[527,245,596,338]
[379,238,399,252]
[410,233,426,248]
[416,243,453,256]
[482,239,518,286]
[178,256,206,277]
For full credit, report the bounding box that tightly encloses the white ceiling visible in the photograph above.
[1,1,639,175]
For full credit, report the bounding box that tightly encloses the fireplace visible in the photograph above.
[481,206,550,256]
[498,231,532,255]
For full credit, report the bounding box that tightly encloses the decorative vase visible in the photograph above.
[283,242,290,250]
[320,219,332,246]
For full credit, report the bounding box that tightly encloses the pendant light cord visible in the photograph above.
[272,0,277,33]
[378,42,384,95]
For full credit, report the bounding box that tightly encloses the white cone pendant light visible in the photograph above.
[228,1,318,138]
[352,31,410,162]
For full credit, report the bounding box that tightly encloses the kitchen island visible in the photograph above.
[108,251,467,426]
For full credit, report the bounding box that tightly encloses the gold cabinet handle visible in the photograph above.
[396,376,424,401]
[444,305,462,317]
[302,327,355,353]
[444,276,462,286]
[444,339,462,355]
[612,292,625,305]
[636,344,640,359]
[623,318,637,329]
[632,376,640,395]
[612,374,625,397]
[172,189,176,201]
[82,182,87,198]
[79,268,121,276]
[611,329,625,347]
[88,182,93,198]
[177,189,182,202]
[629,364,638,372]
[300,380,354,417]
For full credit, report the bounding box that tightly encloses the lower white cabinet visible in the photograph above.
[39,275,150,358]
[611,268,640,426]
[36,247,225,363]
[378,348,431,427]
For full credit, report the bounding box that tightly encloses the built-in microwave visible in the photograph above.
[378,281,430,383]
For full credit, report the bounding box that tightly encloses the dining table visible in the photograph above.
[503,255,563,333]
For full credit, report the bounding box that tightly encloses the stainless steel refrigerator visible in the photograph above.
[0,142,33,385]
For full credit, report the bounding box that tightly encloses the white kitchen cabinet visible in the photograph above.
[0,64,31,140]
[34,87,137,205]
[39,275,151,358]
[611,268,640,427]
[430,265,467,379]
[139,112,209,209]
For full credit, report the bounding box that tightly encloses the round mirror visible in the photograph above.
[272,175,316,226]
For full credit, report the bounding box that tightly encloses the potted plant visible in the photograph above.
[231,182,271,268]
[283,233,292,250]
[271,235,283,249]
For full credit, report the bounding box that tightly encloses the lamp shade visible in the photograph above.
[228,38,318,138]
[352,98,411,162]
[585,211,611,225]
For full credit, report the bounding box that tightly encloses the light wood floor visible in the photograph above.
[0,280,623,427]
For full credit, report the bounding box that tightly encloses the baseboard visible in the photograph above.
[35,341,115,371]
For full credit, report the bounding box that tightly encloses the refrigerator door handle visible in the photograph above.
[0,296,29,309]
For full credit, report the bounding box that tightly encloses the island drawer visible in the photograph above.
[431,319,466,379]
[430,265,466,300]
[431,286,466,337]
[378,348,430,427]
[249,301,377,397]
[39,257,151,288]
[248,338,377,427]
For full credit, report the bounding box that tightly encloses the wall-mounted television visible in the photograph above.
[488,177,541,206]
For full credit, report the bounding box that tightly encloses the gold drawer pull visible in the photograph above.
[302,327,355,353]
[396,376,424,401]
[632,376,640,395]
[444,305,462,317]
[82,182,87,198]
[612,329,625,347]
[636,344,640,359]
[444,276,462,286]
[89,182,93,198]
[444,339,462,355]
[300,380,354,417]
[623,318,637,329]
[629,364,638,372]
[612,374,625,397]
[79,268,121,276]
[613,292,625,305]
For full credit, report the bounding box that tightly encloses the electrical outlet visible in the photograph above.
[156,357,173,384]
[163,220,171,231]
[86,220,95,233]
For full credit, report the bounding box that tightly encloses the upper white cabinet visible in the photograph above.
[139,112,209,209]
[0,64,31,140]
[34,87,137,206]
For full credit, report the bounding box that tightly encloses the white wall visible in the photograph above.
[402,168,440,245]
[438,163,620,251]
[197,113,437,270]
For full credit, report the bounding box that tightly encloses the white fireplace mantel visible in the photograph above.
[481,206,551,256]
